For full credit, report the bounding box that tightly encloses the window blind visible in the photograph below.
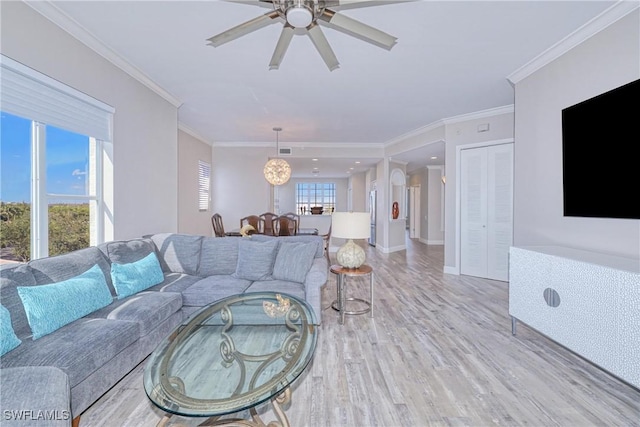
[198,160,211,211]
[0,54,114,141]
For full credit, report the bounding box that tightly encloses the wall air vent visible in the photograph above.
[279,147,292,156]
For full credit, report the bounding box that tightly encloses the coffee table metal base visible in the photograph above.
[157,387,292,427]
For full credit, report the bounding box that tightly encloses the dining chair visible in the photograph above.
[211,213,226,237]
[282,212,300,235]
[320,224,331,263]
[259,212,278,236]
[272,216,297,236]
[240,215,265,234]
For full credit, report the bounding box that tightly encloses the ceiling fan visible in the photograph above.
[206,0,399,71]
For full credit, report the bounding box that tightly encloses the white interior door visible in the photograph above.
[486,144,513,281]
[460,143,513,281]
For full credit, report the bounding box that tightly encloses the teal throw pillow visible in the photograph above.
[0,304,21,355]
[17,264,113,340]
[272,242,317,283]
[111,252,164,299]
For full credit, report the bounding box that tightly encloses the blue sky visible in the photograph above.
[1,112,90,202]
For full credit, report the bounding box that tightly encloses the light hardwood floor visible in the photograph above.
[80,238,640,427]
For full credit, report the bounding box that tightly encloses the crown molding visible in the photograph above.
[212,140,383,149]
[385,104,514,147]
[384,120,445,147]
[178,122,212,146]
[25,1,183,108]
[508,1,639,84]
[441,105,514,125]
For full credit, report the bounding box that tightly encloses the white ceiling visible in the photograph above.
[31,0,615,177]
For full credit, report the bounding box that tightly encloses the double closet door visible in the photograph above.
[460,143,513,282]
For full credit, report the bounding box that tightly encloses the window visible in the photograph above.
[1,54,113,260]
[198,160,211,211]
[296,182,335,215]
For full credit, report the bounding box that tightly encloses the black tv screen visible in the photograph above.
[561,78,640,220]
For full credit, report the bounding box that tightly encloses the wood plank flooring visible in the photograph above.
[80,238,640,426]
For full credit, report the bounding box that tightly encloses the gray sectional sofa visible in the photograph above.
[0,232,327,426]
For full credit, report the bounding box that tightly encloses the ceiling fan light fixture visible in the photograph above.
[286,5,313,28]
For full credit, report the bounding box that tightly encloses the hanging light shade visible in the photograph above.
[264,127,291,186]
[264,158,291,185]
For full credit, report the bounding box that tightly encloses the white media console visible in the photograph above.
[509,245,640,389]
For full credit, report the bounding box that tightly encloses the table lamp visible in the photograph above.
[331,212,371,269]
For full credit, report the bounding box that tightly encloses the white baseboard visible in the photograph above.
[376,244,406,254]
[443,265,459,275]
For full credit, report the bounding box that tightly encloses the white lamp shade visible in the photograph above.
[331,212,370,239]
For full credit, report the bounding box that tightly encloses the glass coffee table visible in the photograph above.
[143,292,317,427]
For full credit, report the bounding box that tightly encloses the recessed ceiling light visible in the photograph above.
[313,167,319,170]
[312,158,318,161]
[349,167,354,170]
[430,156,437,160]
[355,161,361,164]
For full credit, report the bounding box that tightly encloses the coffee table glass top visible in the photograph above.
[143,292,317,418]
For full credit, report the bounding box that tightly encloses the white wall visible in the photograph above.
[426,166,444,244]
[513,10,640,259]
[178,129,213,236]
[349,172,367,212]
[1,2,179,240]
[211,146,272,231]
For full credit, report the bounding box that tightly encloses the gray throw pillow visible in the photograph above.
[272,242,317,284]
[233,239,279,281]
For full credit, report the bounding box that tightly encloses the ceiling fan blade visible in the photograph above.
[319,9,397,50]
[206,11,280,47]
[224,0,276,9]
[269,26,295,70]
[306,24,340,71]
[328,0,414,11]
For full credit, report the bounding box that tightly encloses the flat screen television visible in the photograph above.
[561,78,640,220]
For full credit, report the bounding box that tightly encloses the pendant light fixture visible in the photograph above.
[263,127,291,186]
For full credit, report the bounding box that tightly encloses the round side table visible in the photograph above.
[330,264,374,325]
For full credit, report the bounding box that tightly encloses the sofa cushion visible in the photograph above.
[0,366,71,426]
[86,291,182,336]
[148,272,202,294]
[233,239,279,281]
[105,238,155,264]
[245,280,306,301]
[0,305,21,356]
[181,276,252,307]
[272,241,317,284]
[1,277,32,341]
[110,252,164,299]
[251,234,324,258]
[27,246,114,292]
[150,233,203,275]
[0,317,139,388]
[17,264,113,340]
[198,237,240,276]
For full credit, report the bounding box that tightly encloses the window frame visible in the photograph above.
[295,182,336,215]
[1,55,113,260]
[198,160,211,212]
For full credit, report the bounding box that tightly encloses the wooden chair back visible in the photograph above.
[272,216,297,236]
[259,212,278,236]
[240,215,265,234]
[211,213,226,237]
[282,212,300,234]
[320,224,331,262]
